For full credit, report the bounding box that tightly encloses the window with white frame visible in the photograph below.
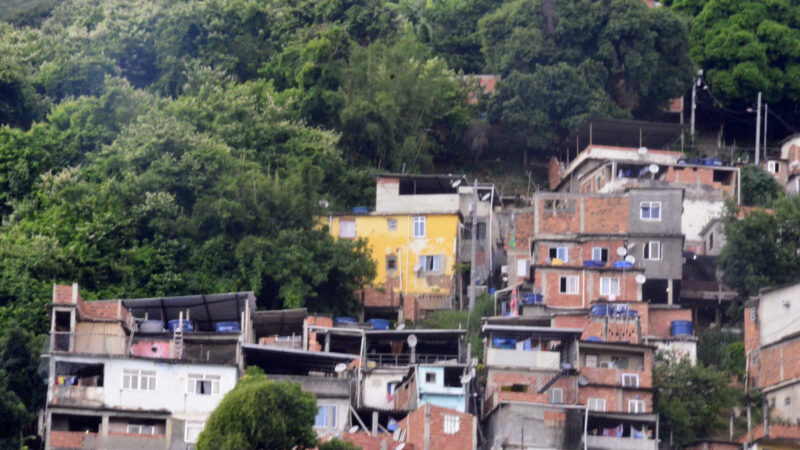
[768,161,780,174]
[549,247,569,262]
[184,421,204,444]
[750,308,757,322]
[187,374,220,395]
[413,216,426,238]
[122,369,156,391]
[443,414,461,435]
[640,202,661,221]
[628,399,646,413]
[387,218,398,231]
[339,220,356,238]
[419,255,442,273]
[644,241,662,260]
[588,398,606,412]
[592,247,608,262]
[559,276,579,294]
[600,278,620,296]
[127,424,155,435]
[549,388,563,404]
[621,373,640,387]
[314,404,338,428]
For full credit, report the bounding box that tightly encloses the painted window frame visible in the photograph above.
[628,399,646,413]
[314,404,338,429]
[187,373,221,395]
[339,220,356,239]
[549,246,569,263]
[588,398,606,412]
[413,216,426,238]
[644,241,662,261]
[621,373,640,388]
[184,421,204,444]
[559,276,579,295]
[387,218,398,231]
[600,277,621,296]
[591,247,608,262]
[122,369,156,391]
[549,388,564,404]
[419,255,442,273]
[443,414,461,435]
[640,201,662,221]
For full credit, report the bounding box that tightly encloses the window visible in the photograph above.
[640,202,661,221]
[549,388,563,404]
[559,276,579,294]
[621,373,639,387]
[413,216,426,238]
[127,424,155,435]
[549,247,568,263]
[339,220,356,238]
[595,176,603,191]
[591,247,608,262]
[644,241,661,260]
[600,278,620,296]
[387,219,398,231]
[123,369,156,391]
[768,161,780,174]
[628,400,646,413]
[709,232,714,250]
[585,354,598,368]
[785,396,791,405]
[386,255,397,272]
[185,422,204,444]
[517,259,529,277]
[315,404,338,428]
[425,372,437,384]
[419,255,441,273]
[462,222,487,240]
[588,398,606,412]
[188,374,220,395]
[750,308,757,322]
[611,356,629,370]
[443,415,460,435]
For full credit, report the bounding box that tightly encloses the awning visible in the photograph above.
[122,292,256,331]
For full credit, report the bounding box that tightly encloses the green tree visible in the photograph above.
[654,358,740,447]
[690,0,800,107]
[197,367,318,450]
[479,0,693,155]
[719,195,800,298]
[421,293,494,360]
[0,325,45,448]
[319,439,362,450]
[740,163,784,207]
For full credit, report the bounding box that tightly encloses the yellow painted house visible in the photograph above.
[325,213,461,295]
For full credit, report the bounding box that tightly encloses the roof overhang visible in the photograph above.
[122,292,256,332]
[243,344,358,375]
[480,324,583,339]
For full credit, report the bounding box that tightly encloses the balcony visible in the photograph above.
[586,435,658,450]
[366,353,459,367]
[486,348,561,369]
[52,385,105,408]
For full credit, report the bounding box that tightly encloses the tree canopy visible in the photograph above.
[197,367,319,450]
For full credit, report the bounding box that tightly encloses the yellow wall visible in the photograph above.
[326,214,460,294]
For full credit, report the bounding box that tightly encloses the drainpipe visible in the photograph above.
[406,216,411,295]
[488,186,495,288]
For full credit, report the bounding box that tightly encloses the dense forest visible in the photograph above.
[0,0,799,445]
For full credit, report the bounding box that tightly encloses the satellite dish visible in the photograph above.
[649,164,660,174]
[578,375,590,386]
[349,426,360,433]
[460,374,472,384]
[625,255,636,264]
[450,179,463,188]
[335,363,347,373]
[481,192,491,201]
[396,444,407,450]
[396,323,406,330]
[627,242,636,251]
[635,274,647,285]
[413,264,421,272]
[407,334,418,348]
[318,199,330,208]
[638,147,648,155]
[616,246,627,257]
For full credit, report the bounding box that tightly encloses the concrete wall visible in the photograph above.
[700,220,726,256]
[683,198,725,245]
[627,189,682,235]
[626,236,683,280]
[482,403,583,450]
[362,370,406,410]
[73,322,127,355]
[375,177,460,213]
[765,382,800,425]
[486,348,561,369]
[586,434,658,450]
[759,284,800,347]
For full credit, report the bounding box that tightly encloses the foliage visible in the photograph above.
[319,439,362,450]
[719,195,800,298]
[421,293,494,360]
[197,367,318,450]
[690,0,800,107]
[478,0,693,155]
[740,164,783,207]
[697,330,745,378]
[0,325,44,448]
[654,357,741,447]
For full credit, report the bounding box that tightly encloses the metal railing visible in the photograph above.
[366,353,459,367]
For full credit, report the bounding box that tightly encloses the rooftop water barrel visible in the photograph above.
[671,320,693,336]
[139,320,165,333]
[168,319,195,333]
[702,158,723,166]
[585,336,602,342]
[368,318,390,330]
[351,206,371,214]
[524,293,543,305]
[591,305,609,316]
[215,322,240,333]
[613,261,633,269]
[334,317,358,325]
[492,337,517,349]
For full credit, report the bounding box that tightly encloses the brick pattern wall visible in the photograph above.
[757,335,800,388]
[581,366,652,390]
[744,304,760,356]
[578,385,653,413]
[535,268,642,308]
[338,432,406,450]
[54,284,74,304]
[399,404,475,450]
[394,373,417,411]
[648,308,692,339]
[538,199,582,234]
[549,157,562,190]
[582,196,629,234]
[485,371,577,409]
[507,211,535,251]
[50,430,88,448]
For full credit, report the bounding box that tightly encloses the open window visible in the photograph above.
[53,311,72,351]
[54,361,104,387]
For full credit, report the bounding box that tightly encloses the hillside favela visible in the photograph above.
[1,0,800,449]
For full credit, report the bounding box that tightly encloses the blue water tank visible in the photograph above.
[524,293,543,305]
[493,337,517,349]
[215,322,240,333]
[613,261,633,269]
[585,336,602,342]
[702,158,723,166]
[168,319,195,332]
[591,305,609,316]
[671,320,693,336]
[351,206,371,214]
[368,318,390,330]
[334,317,358,325]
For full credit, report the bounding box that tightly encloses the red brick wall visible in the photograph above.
[744,304,760,356]
[578,386,653,413]
[664,166,736,197]
[549,157,562,190]
[50,431,88,448]
[744,423,800,443]
[758,335,800,388]
[400,404,475,450]
[54,284,74,304]
[508,211,535,251]
[538,199,582,234]
[648,308,692,339]
[307,315,333,327]
[684,442,741,450]
[337,432,404,450]
[394,374,417,410]
[485,371,577,407]
[535,268,641,308]
[583,196,629,234]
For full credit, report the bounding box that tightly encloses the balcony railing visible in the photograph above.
[366,353,459,367]
[585,435,657,450]
[486,348,562,369]
[52,385,105,407]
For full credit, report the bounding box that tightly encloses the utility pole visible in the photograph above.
[690,69,702,145]
[755,91,762,165]
[469,180,478,311]
[763,103,768,161]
